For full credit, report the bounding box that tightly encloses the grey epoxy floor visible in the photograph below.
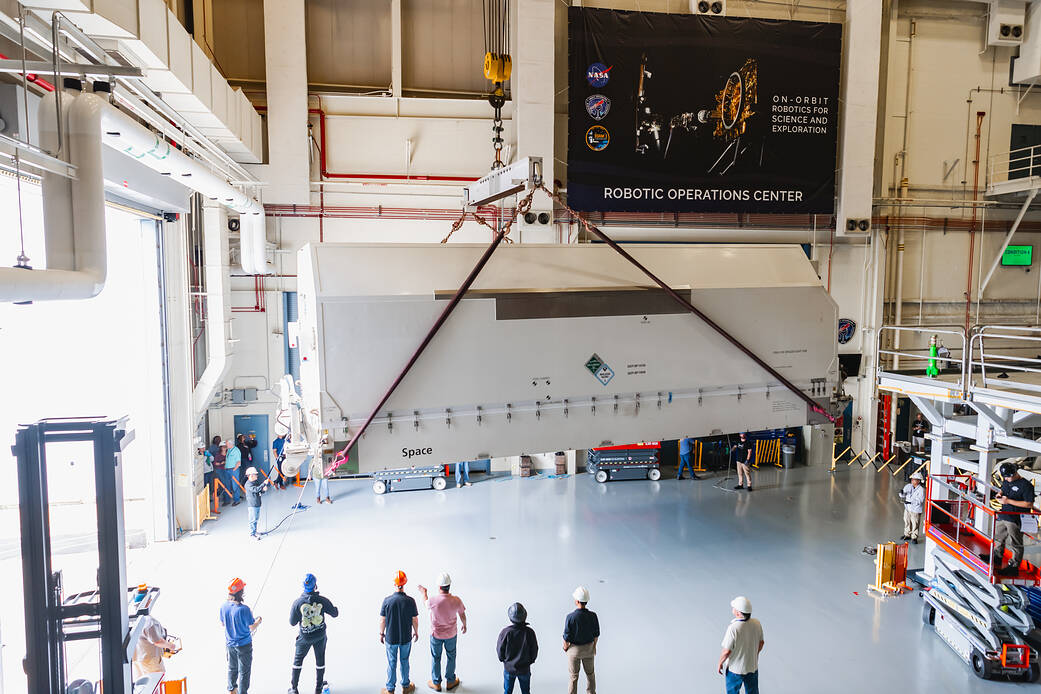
[3,465,1038,693]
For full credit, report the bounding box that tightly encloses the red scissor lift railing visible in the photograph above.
[925,474,1041,586]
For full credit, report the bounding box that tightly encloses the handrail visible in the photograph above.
[990,143,1041,187]
[968,325,1041,394]
[876,325,966,394]
[926,474,1039,583]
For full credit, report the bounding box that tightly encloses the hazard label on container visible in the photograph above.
[595,364,615,386]
[585,354,604,375]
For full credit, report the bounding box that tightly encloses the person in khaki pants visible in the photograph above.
[562,586,599,694]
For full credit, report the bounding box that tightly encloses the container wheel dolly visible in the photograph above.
[371,464,450,494]
[586,442,661,483]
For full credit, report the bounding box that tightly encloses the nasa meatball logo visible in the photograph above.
[586,125,610,151]
[586,62,612,87]
[585,94,611,120]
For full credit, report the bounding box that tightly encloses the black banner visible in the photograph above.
[567,8,842,214]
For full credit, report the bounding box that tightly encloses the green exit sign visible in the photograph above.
[1002,245,1033,266]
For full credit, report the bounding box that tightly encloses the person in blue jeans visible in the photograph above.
[418,573,466,691]
[455,461,472,487]
[220,577,262,694]
[224,441,243,505]
[379,571,419,694]
[244,467,269,539]
[717,596,764,694]
[677,436,700,480]
[497,602,538,694]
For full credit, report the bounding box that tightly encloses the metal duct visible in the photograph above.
[0,89,106,302]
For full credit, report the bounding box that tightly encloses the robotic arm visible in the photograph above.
[276,374,326,478]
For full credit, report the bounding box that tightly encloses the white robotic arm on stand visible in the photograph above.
[276,374,325,478]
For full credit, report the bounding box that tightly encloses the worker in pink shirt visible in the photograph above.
[417,573,467,691]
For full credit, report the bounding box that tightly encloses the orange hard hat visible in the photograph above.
[393,570,407,587]
[228,577,246,594]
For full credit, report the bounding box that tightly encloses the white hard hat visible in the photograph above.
[438,572,452,587]
[731,596,752,614]
[245,467,258,476]
[573,586,590,603]
[910,472,924,481]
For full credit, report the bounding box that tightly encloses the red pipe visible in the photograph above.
[0,53,55,91]
[255,104,479,183]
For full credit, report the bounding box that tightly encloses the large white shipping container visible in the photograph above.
[297,243,838,472]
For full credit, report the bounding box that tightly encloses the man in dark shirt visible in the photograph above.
[497,602,538,694]
[911,414,927,453]
[379,571,419,694]
[244,467,269,540]
[993,463,1036,575]
[237,433,259,486]
[562,586,599,694]
[733,433,754,492]
[289,573,339,694]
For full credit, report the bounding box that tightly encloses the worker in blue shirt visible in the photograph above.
[220,577,262,694]
[271,432,288,489]
[677,436,700,480]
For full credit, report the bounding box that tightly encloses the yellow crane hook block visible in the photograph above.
[484,52,512,82]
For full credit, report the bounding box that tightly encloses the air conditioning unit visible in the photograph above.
[691,0,726,16]
[988,0,1026,46]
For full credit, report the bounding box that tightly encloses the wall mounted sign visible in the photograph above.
[568,7,842,213]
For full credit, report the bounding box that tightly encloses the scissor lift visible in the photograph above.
[876,326,1041,680]
[922,476,1040,680]
[586,442,661,482]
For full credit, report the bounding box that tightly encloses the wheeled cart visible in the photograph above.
[372,465,450,494]
[586,442,661,483]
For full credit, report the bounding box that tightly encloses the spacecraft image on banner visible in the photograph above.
[568,7,842,214]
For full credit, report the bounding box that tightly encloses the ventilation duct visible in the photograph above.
[0,88,268,303]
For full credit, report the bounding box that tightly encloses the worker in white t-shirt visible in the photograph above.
[132,614,180,679]
[717,596,764,694]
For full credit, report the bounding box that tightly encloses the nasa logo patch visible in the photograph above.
[586,62,612,88]
[585,125,610,151]
[837,318,856,344]
[585,94,611,121]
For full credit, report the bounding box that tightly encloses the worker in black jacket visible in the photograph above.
[496,603,538,694]
[237,433,259,486]
[289,573,339,694]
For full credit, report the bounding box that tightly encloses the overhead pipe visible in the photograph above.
[0,86,105,302]
[96,92,269,275]
[966,111,986,334]
[193,203,233,420]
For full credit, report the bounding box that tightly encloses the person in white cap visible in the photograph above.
[718,596,763,694]
[244,466,270,539]
[417,573,466,691]
[898,472,926,544]
[562,586,599,694]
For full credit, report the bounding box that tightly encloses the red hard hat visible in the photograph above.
[393,570,407,587]
[228,577,246,594]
